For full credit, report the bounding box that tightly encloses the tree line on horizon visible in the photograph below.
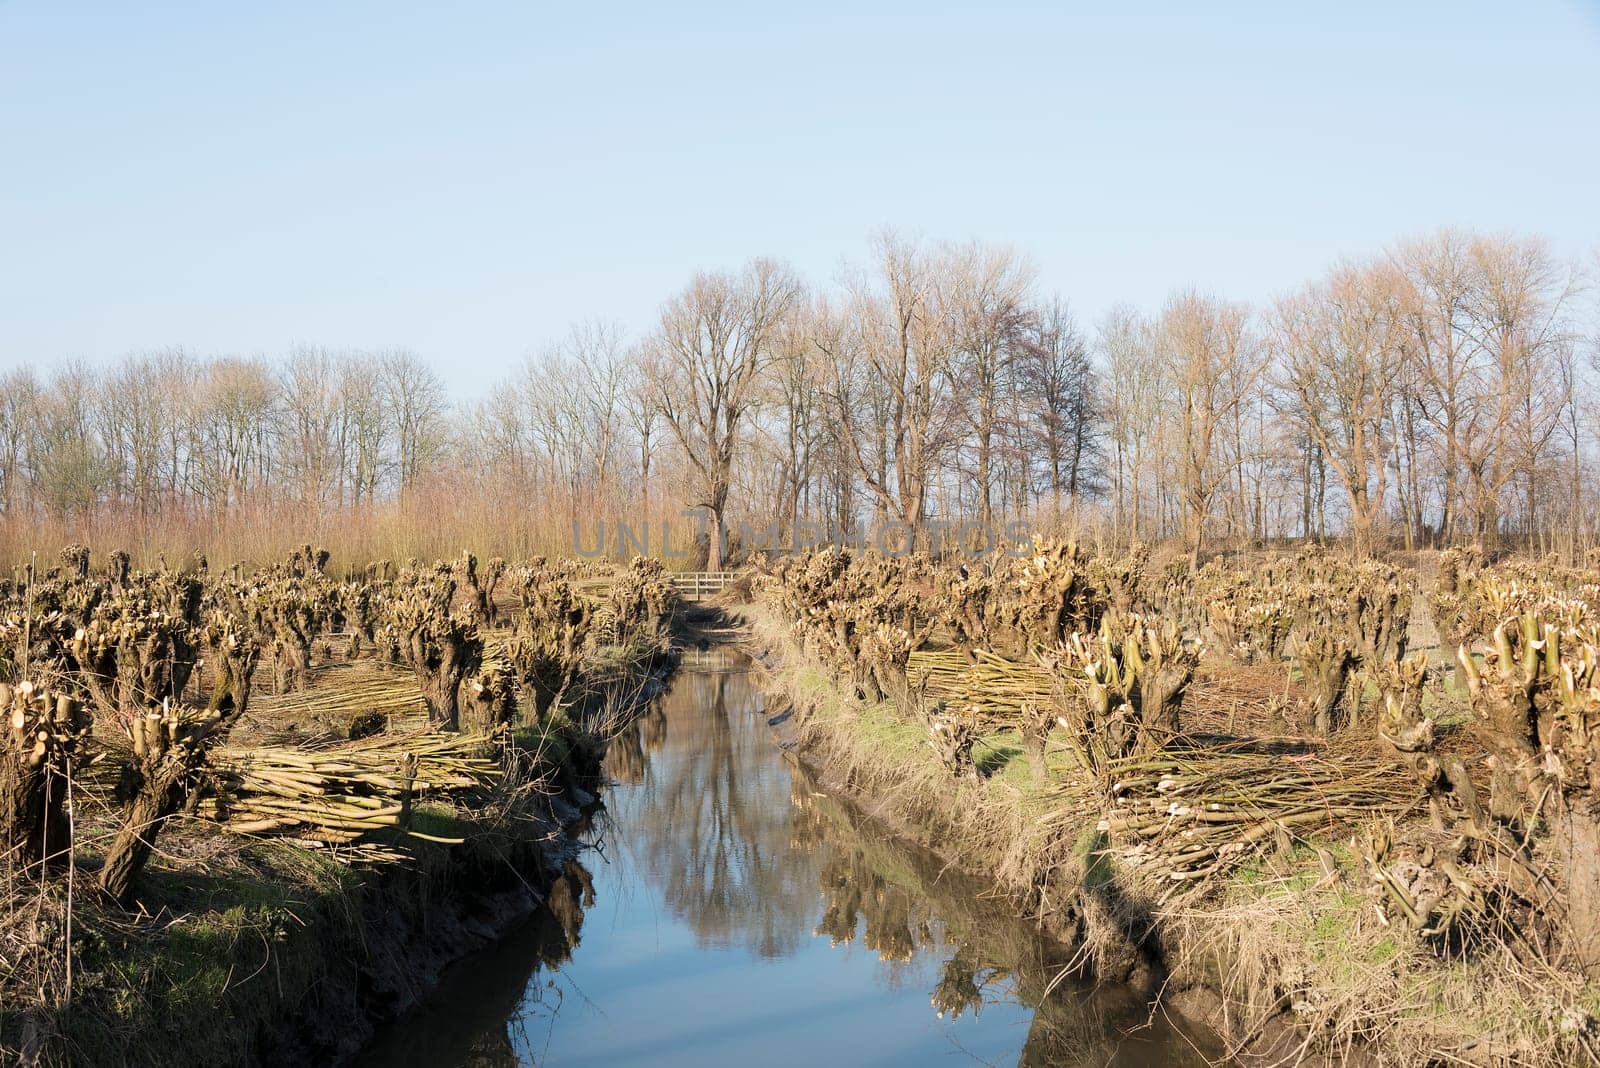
[0,227,1593,567]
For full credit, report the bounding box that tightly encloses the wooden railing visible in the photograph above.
[671,571,741,601]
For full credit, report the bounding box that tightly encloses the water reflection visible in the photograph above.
[357,662,1215,1067]
[607,669,817,958]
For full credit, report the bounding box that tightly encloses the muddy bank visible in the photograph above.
[261,665,678,1067]
[255,808,591,1066]
[14,655,677,1068]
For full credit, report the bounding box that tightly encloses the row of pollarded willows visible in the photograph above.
[1,543,680,1065]
[758,540,1600,1063]
[0,544,680,901]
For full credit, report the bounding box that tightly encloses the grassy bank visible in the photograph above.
[747,601,1600,1066]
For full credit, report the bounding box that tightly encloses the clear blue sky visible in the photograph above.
[3,1,1597,394]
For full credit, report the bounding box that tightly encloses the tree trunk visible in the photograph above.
[1,757,71,868]
[707,502,725,572]
[100,768,183,906]
[1558,800,1600,978]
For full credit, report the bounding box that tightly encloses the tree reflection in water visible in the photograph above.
[791,766,1209,1065]
[601,693,665,784]
[357,663,1217,1067]
[605,667,819,958]
[604,663,1213,1065]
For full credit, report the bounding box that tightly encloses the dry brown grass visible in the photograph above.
[0,486,706,573]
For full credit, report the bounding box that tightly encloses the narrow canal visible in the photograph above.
[356,657,1212,1067]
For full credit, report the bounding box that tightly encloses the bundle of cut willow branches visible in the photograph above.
[202,728,501,856]
[907,647,1055,724]
[1093,746,1421,884]
[249,664,427,724]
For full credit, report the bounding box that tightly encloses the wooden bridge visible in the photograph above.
[670,571,741,601]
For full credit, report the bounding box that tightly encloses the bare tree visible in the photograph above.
[1099,305,1165,543]
[187,358,278,512]
[823,231,963,546]
[33,363,107,521]
[1395,230,1477,544]
[279,346,347,512]
[569,322,629,510]
[1021,297,1097,516]
[644,258,800,570]
[0,368,39,517]
[622,351,661,519]
[767,302,825,543]
[1274,260,1404,559]
[379,349,447,494]
[340,355,387,505]
[948,241,1035,528]
[522,344,589,517]
[1463,235,1575,546]
[1156,292,1264,565]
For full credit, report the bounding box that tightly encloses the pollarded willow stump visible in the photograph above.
[0,683,90,868]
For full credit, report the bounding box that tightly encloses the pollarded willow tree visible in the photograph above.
[644,258,801,571]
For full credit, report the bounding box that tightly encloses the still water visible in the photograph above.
[356,660,1213,1067]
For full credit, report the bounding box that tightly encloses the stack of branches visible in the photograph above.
[205,727,502,858]
[1095,743,1419,888]
[906,647,1054,727]
[247,662,427,736]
